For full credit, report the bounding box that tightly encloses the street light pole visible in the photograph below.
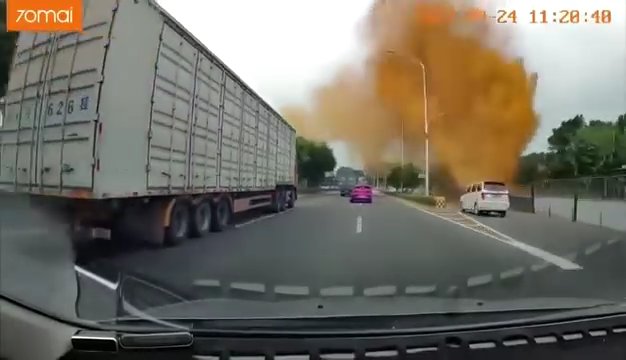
[385,50,430,196]
[400,115,404,192]
[420,61,430,196]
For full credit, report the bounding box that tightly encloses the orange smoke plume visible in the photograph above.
[283,0,538,187]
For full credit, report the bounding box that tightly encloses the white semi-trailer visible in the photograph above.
[0,0,297,246]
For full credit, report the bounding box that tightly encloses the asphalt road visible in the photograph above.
[2,191,625,321]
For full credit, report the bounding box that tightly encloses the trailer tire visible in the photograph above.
[190,200,212,238]
[286,189,295,208]
[211,198,231,232]
[164,201,190,246]
[278,190,286,212]
[270,191,281,213]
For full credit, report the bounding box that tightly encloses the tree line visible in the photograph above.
[374,113,626,192]
[364,163,423,192]
[517,114,626,183]
[296,137,336,187]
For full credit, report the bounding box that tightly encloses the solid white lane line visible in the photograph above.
[234,208,294,229]
[74,265,118,290]
[458,212,583,271]
[356,216,363,234]
[234,214,274,228]
[394,198,583,271]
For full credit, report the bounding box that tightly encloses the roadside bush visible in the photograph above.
[393,193,440,206]
[407,195,439,206]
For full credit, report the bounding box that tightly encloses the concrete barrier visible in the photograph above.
[389,192,447,208]
[434,196,446,208]
[509,195,534,213]
[535,196,626,232]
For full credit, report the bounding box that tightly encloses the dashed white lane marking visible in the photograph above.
[321,353,355,360]
[194,279,221,287]
[607,237,621,245]
[531,262,550,272]
[230,282,266,292]
[467,273,493,287]
[365,350,399,358]
[584,242,603,255]
[404,285,437,295]
[534,335,558,344]
[356,216,363,234]
[499,266,524,280]
[363,285,397,296]
[74,265,118,290]
[274,285,310,296]
[394,197,583,271]
[320,286,354,296]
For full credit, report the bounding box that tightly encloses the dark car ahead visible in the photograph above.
[339,183,354,196]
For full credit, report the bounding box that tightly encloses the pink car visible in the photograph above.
[350,185,373,203]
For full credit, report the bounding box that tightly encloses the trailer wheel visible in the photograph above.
[164,201,190,246]
[211,198,231,232]
[278,190,286,212]
[190,200,212,238]
[286,189,295,208]
[269,191,281,213]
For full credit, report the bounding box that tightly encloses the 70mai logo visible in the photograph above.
[6,0,83,32]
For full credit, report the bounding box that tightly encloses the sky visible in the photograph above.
[156,0,626,169]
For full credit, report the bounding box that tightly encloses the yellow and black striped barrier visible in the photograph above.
[433,196,446,208]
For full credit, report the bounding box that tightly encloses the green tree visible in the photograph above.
[547,114,585,152]
[617,114,626,134]
[518,113,626,183]
[516,152,547,184]
[386,163,422,191]
[296,136,336,187]
[546,115,600,177]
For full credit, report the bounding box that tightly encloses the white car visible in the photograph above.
[460,181,510,217]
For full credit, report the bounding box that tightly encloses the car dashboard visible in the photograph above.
[2,297,626,360]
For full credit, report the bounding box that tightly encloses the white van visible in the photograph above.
[460,181,510,217]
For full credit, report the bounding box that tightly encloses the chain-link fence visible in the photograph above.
[531,175,626,232]
[534,175,626,200]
